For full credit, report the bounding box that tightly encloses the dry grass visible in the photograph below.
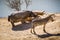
[0,13,60,40]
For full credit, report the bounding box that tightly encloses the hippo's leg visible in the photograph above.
[11,22,15,27]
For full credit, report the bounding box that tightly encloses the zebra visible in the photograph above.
[31,14,55,34]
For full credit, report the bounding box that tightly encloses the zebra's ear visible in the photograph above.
[51,14,56,18]
[42,11,46,15]
[53,14,56,17]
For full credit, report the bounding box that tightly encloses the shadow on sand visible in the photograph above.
[12,23,60,38]
[33,28,60,38]
[12,23,32,31]
[34,33,60,38]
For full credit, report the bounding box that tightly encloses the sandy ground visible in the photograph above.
[0,13,60,40]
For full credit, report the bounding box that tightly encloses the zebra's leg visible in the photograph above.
[31,22,34,34]
[43,23,51,34]
[31,24,36,34]
[33,25,36,34]
[31,26,35,34]
[30,22,33,33]
[43,23,47,33]
[31,27,33,33]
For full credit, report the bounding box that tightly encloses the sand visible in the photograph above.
[0,13,60,40]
